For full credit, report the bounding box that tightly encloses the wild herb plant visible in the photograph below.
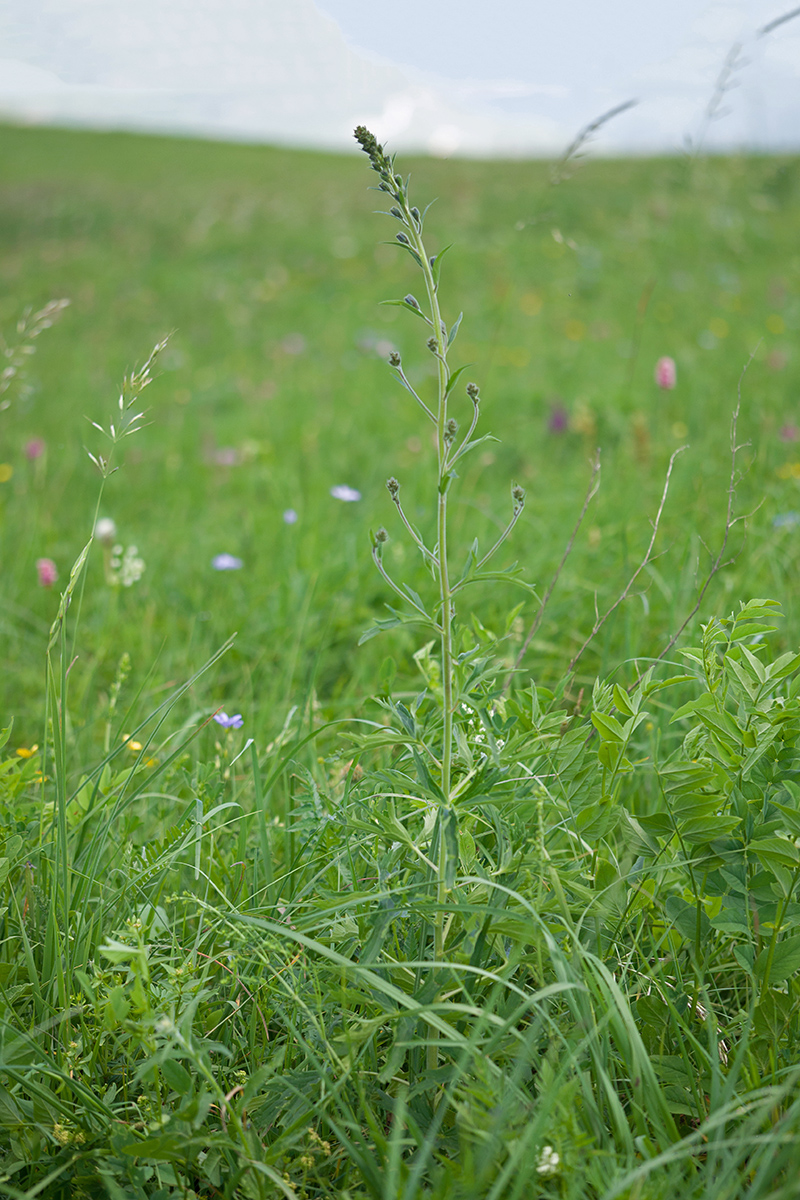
[353,126,530,1033]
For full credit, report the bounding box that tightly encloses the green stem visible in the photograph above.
[406,212,453,1075]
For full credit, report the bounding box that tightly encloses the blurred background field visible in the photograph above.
[2,122,799,751]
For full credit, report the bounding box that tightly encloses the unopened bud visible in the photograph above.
[404,295,420,310]
[396,232,409,245]
[512,484,525,509]
[390,206,403,219]
[410,206,420,223]
[466,382,480,401]
[445,418,458,443]
[427,337,438,352]
[388,351,401,367]
[394,174,403,189]
[386,477,400,499]
[375,527,389,544]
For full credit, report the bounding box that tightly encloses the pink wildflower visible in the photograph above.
[655,356,677,389]
[25,438,46,461]
[36,558,58,587]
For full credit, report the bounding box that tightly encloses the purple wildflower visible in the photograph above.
[548,404,569,434]
[283,508,299,524]
[213,712,244,729]
[780,424,799,443]
[25,438,46,461]
[330,484,361,502]
[212,553,243,571]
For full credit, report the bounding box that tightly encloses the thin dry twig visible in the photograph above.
[505,450,600,690]
[636,354,754,680]
[758,6,800,38]
[551,100,638,185]
[567,445,687,677]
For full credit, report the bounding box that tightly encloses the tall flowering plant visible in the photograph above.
[353,128,530,1044]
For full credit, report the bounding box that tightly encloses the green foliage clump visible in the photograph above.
[1,126,800,1198]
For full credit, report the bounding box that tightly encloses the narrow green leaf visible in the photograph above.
[443,806,459,890]
[380,298,431,324]
[431,242,453,289]
[447,311,464,347]
[613,684,635,718]
[444,363,471,398]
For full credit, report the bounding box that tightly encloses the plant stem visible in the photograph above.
[408,209,454,1073]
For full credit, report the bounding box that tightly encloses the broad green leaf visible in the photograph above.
[161,1058,193,1095]
[740,643,767,684]
[709,900,751,936]
[121,1134,189,1160]
[670,692,716,723]
[665,896,711,944]
[680,814,740,844]
[766,651,800,682]
[754,934,800,985]
[591,711,625,743]
[750,835,800,871]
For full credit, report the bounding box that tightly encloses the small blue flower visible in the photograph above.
[214,711,244,729]
[283,508,299,524]
[774,512,800,529]
[212,553,243,570]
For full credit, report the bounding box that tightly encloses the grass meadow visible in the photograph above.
[1,122,800,1198]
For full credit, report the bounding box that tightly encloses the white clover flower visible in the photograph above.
[94,516,117,545]
[536,1146,560,1176]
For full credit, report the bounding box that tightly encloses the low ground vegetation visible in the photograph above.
[1,125,800,1197]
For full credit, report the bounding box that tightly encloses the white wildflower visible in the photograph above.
[536,1146,560,1176]
[330,484,361,502]
[94,517,117,545]
[110,544,145,587]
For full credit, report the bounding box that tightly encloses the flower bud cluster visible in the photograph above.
[386,476,400,500]
[466,382,480,401]
[354,126,406,206]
